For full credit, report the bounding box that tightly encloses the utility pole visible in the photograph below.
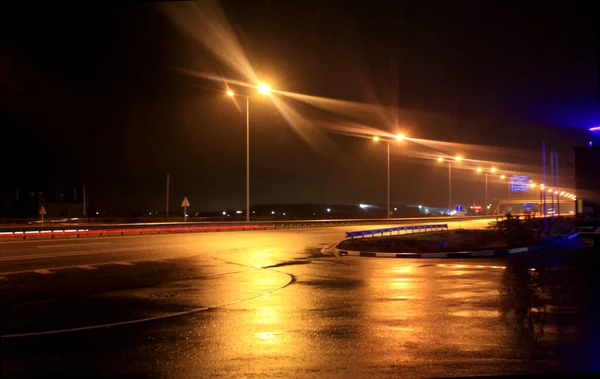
[166,173,170,219]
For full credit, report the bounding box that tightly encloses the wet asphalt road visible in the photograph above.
[1,219,599,378]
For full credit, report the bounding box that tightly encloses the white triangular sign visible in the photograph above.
[39,205,47,216]
[181,197,190,207]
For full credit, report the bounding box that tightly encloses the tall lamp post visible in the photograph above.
[476,166,497,213]
[227,83,271,223]
[373,134,405,218]
[437,155,462,210]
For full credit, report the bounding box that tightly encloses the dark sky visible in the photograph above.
[1,1,598,214]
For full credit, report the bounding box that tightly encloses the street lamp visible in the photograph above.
[476,167,501,212]
[257,82,271,94]
[500,174,511,199]
[374,134,406,218]
[226,83,272,222]
[438,155,463,209]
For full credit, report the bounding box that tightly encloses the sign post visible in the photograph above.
[181,197,190,222]
[39,205,47,224]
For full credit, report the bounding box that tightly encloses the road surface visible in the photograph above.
[1,219,598,378]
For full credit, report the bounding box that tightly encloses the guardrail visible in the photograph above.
[0,224,275,240]
[0,216,498,241]
[345,224,448,239]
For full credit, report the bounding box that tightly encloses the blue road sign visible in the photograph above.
[510,175,530,192]
[455,204,463,212]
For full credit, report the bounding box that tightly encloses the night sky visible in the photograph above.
[1,1,598,215]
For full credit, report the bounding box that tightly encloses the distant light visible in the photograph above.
[437,157,443,162]
[359,203,370,209]
[589,126,600,132]
[548,188,553,192]
[530,183,536,188]
[396,133,405,141]
[326,208,331,212]
[96,212,99,215]
[418,205,422,209]
[313,213,316,215]
[222,211,226,216]
[226,90,234,97]
[560,191,565,195]
[455,155,462,162]
[554,190,559,194]
[500,175,506,179]
[149,212,152,216]
[252,211,256,214]
[491,167,497,173]
[283,213,286,216]
[373,136,380,142]
[540,184,545,188]
[476,167,482,173]
[271,211,275,215]
[394,207,398,211]
[185,214,188,217]
[236,210,243,214]
[258,82,271,94]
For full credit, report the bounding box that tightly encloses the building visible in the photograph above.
[574,127,600,226]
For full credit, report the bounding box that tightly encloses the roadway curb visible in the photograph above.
[334,232,580,258]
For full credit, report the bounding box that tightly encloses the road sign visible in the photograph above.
[510,175,530,192]
[39,205,47,223]
[455,204,463,212]
[181,197,190,222]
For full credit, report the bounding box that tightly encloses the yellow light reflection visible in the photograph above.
[255,331,278,344]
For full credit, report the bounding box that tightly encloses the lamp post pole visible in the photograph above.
[448,161,452,209]
[246,96,250,223]
[387,141,390,219]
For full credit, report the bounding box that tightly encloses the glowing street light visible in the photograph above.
[475,166,500,212]
[500,174,506,179]
[437,155,462,209]
[257,82,271,94]
[530,183,536,188]
[372,134,406,218]
[225,82,273,222]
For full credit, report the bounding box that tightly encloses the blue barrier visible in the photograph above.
[345,224,449,239]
